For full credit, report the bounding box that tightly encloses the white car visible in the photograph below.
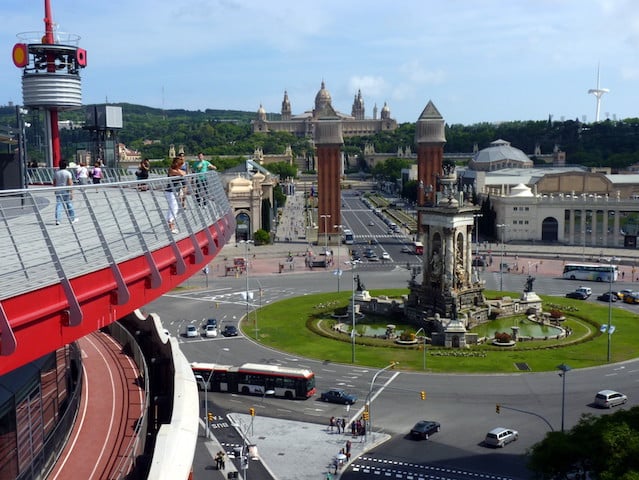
[368,221,375,226]
[381,252,391,260]
[205,325,218,338]
[185,325,198,338]
[401,245,411,253]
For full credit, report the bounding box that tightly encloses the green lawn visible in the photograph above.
[243,289,639,373]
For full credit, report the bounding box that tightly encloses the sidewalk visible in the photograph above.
[226,414,389,480]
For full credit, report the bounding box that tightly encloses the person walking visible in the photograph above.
[91,161,102,185]
[165,156,186,234]
[53,160,78,225]
[76,161,89,185]
[191,152,216,206]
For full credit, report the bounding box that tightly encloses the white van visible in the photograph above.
[485,427,518,448]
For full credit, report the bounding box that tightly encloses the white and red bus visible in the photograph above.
[413,241,424,255]
[191,362,316,400]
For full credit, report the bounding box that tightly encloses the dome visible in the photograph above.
[229,174,252,193]
[256,104,266,121]
[509,183,534,197]
[471,139,532,170]
[314,81,332,111]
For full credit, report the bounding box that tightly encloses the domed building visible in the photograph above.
[469,139,533,171]
[252,81,397,137]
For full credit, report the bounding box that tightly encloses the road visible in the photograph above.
[146,257,639,480]
[145,188,639,479]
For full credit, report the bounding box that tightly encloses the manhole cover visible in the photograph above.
[515,362,531,371]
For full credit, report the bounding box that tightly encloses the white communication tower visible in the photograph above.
[587,64,609,122]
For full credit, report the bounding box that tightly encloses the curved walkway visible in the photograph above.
[48,331,144,479]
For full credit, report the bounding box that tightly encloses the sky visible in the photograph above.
[2,0,638,125]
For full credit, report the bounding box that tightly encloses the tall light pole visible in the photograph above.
[366,362,398,439]
[195,347,229,439]
[496,224,507,291]
[349,260,358,363]
[603,257,618,362]
[557,363,571,432]
[415,328,427,370]
[239,240,254,326]
[320,214,331,256]
[334,224,343,292]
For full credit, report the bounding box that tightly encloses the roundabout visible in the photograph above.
[241,288,639,373]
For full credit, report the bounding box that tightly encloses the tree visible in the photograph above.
[528,407,639,479]
[253,229,271,245]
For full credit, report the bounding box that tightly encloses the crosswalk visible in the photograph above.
[349,456,518,480]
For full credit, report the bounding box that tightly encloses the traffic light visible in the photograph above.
[362,411,369,421]
[249,407,255,416]
[420,391,426,400]
[496,404,501,414]
[207,412,214,422]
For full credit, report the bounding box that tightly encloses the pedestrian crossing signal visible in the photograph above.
[249,407,255,416]
[420,391,426,400]
[207,412,214,421]
[496,404,500,414]
[362,411,369,421]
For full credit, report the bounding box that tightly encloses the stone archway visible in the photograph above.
[236,212,251,241]
[541,217,559,242]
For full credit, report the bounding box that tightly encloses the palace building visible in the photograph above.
[251,81,398,137]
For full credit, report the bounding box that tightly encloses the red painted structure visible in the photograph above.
[0,217,231,377]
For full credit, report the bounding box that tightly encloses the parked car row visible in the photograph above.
[182,318,239,338]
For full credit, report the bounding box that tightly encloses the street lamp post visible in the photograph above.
[239,240,254,326]
[365,362,398,438]
[557,363,571,432]
[496,224,507,291]
[415,328,427,370]
[350,260,357,363]
[604,257,618,362]
[320,214,331,257]
[334,224,343,292]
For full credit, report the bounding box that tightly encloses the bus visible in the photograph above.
[562,263,618,282]
[191,362,316,399]
[343,229,354,245]
[413,241,424,255]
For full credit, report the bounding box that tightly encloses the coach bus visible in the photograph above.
[191,362,316,399]
[413,241,424,255]
[343,229,354,245]
[562,263,618,282]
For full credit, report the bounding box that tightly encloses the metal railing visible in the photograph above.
[0,171,232,301]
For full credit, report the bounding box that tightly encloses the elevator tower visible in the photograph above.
[12,0,87,167]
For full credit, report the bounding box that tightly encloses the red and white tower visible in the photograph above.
[12,0,87,167]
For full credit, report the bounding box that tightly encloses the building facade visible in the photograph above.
[251,81,397,138]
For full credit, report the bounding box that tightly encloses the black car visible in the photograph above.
[222,325,238,337]
[205,318,218,329]
[410,420,441,440]
[597,292,618,302]
[472,257,486,267]
[320,388,358,405]
[566,291,588,300]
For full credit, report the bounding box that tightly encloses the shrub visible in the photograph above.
[494,332,512,343]
[549,309,563,319]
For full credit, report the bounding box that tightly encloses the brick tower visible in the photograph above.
[415,101,446,231]
[314,106,344,247]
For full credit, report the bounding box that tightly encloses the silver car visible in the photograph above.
[594,390,627,408]
[485,427,518,448]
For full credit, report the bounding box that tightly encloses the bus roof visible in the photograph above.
[233,363,314,377]
[564,263,617,268]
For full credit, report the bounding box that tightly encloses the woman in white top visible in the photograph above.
[76,161,89,185]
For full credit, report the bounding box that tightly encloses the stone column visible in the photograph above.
[568,209,575,245]
[314,118,344,244]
